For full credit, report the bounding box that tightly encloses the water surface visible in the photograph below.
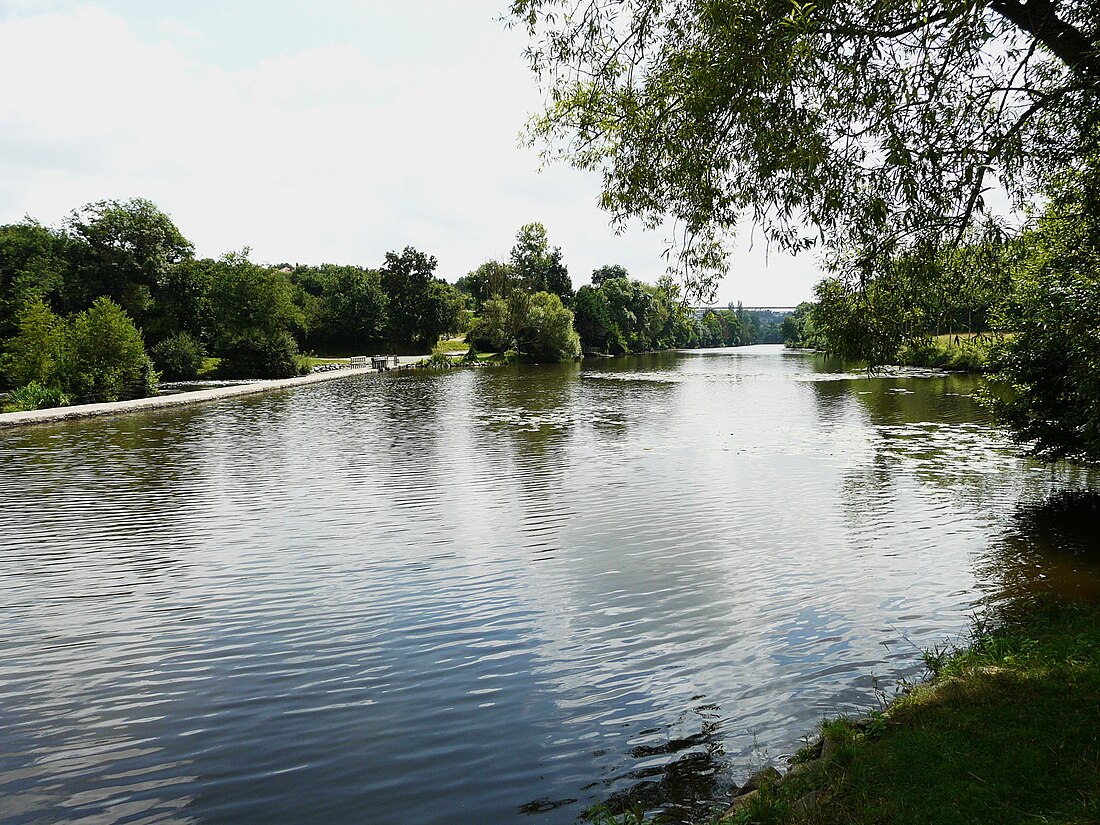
[2,346,1097,824]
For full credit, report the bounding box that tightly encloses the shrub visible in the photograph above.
[220,330,309,378]
[152,332,207,381]
[2,381,71,412]
[62,297,157,402]
[0,297,66,389]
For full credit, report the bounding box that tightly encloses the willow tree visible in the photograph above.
[508,0,1100,298]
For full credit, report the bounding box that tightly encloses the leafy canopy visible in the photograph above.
[509,0,1100,297]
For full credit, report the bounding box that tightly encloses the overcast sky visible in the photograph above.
[0,0,824,305]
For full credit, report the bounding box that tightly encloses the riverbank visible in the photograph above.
[0,364,405,428]
[708,599,1100,825]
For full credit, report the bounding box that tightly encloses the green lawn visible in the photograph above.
[728,602,1100,825]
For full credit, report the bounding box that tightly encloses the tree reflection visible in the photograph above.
[977,489,1100,612]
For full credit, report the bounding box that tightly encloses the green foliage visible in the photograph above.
[510,222,573,303]
[380,246,463,347]
[144,257,214,346]
[781,302,824,349]
[219,329,308,379]
[591,263,628,288]
[63,297,157,402]
[66,198,194,324]
[152,332,207,381]
[0,221,71,338]
[2,381,71,413]
[514,291,582,361]
[898,336,991,372]
[0,297,66,389]
[466,295,515,353]
[510,0,1100,299]
[984,161,1100,460]
[207,251,308,377]
[457,259,517,308]
[294,263,388,352]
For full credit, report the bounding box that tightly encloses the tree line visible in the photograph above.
[0,201,780,412]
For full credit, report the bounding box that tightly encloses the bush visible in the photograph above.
[63,297,157,402]
[219,330,309,378]
[152,332,207,381]
[0,297,66,389]
[2,381,71,412]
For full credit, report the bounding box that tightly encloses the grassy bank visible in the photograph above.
[721,600,1100,825]
[896,333,996,372]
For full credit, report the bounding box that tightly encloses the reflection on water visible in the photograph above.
[1,346,1097,825]
[977,490,1100,610]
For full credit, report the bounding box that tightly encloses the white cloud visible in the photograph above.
[0,2,823,304]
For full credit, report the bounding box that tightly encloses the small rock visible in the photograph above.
[721,789,759,818]
[791,789,822,816]
[821,737,839,760]
[737,766,781,795]
[785,759,820,779]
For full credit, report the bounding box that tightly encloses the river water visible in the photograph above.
[2,345,1098,824]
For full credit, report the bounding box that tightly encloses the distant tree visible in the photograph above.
[420,280,465,346]
[457,260,517,308]
[144,257,214,347]
[0,221,71,338]
[66,198,193,325]
[591,264,628,288]
[510,223,573,302]
[602,277,655,353]
[572,284,615,352]
[381,246,445,346]
[208,251,307,378]
[466,295,513,352]
[151,332,206,381]
[782,302,824,349]
[513,291,582,361]
[295,264,387,352]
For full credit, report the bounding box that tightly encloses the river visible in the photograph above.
[2,345,1098,824]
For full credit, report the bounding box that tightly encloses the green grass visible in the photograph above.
[434,338,471,353]
[730,601,1100,825]
[897,334,997,372]
[303,355,350,368]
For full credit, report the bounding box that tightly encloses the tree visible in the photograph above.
[0,296,66,389]
[63,297,156,402]
[456,260,517,308]
[573,284,616,351]
[591,264,628,288]
[510,223,573,302]
[467,295,514,352]
[208,251,308,378]
[510,0,1100,297]
[380,246,450,346]
[985,160,1100,460]
[513,291,582,361]
[0,221,72,338]
[66,198,193,324]
[295,264,387,352]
